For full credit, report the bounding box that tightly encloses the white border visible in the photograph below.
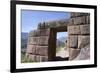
[16,4,94,69]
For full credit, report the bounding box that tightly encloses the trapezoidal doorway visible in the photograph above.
[56,32,69,61]
[48,26,69,61]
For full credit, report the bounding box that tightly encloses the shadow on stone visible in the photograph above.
[52,56,69,61]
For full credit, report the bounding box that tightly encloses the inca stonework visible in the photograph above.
[26,13,90,62]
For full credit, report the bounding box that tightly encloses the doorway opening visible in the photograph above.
[55,32,69,61]
[48,26,69,61]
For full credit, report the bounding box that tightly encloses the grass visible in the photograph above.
[21,53,36,63]
[21,48,35,63]
[56,45,65,53]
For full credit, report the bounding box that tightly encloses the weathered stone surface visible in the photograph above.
[78,35,90,49]
[73,16,86,25]
[35,55,48,62]
[39,56,48,62]
[36,46,48,56]
[86,15,90,24]
[39,29,50,36]
[38,36,49,45]
[55,20,68,27]
[68,25,80,34]
[71,13,89,18]
[38,19,69,29]
[27,45,36,54]
[35,30,40,36]
[58,20,67,25]
[28,37,39,45]
[69,48,80,60]
[74,44,90,60]
[35,55,40,62]
[29,30,40,37]
[67,37,70,48]
[69,35,78,48]
[71,13,82,17]
[26,13,90,62]
[48,21,57,27]
[80,24,90,34]
[27,54,36,61]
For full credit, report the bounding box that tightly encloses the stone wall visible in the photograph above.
[26,19,69,62]
[26,28,50,62]
[67,13,90,60]
[26,12,90,62]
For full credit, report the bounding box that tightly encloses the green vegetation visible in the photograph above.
[21,48,35,63]
[56,44,65,53]
[21,33,33,63]
[21,53,35,63]
[56,36,67,53]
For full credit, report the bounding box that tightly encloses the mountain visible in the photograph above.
[56,39,65,48]
[21,32,28,39]
[21,32,28,49]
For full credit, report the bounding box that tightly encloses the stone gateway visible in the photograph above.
[26,13,90,62]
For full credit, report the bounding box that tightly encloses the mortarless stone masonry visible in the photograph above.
[26,12,90,62]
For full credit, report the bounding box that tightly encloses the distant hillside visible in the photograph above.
[21,32,28,39]
[58,37,67,43]
[56,39,65,48]
[21,32,28,49]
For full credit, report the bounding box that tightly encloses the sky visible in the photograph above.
[21,10,70,38]
[57,32,68,39]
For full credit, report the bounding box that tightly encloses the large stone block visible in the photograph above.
[73,16,86,25]
[28,37,39,45]
[71,13,89,18]
[71,13,83,17]
[27,54,36,62]
[39,56,48,62]
[38,36,49,45]
[74,44,90,60]
[78,35,90,49]
[68,25,80,34]
[36,46,48,56]
[35,55,40,62]
[39,29,50,36]
[69,35,78,48]
[35,55,48,62]
[80,24,90,34]
[86,15,90,24]
[69,48,80,60]
[55,20,68,27]
[27,45,36,54]
[48,21,57,28]
[35,30,41,36]
[29,30,40,37]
